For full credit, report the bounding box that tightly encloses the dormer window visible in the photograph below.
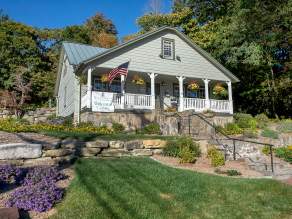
[162,38,175,60]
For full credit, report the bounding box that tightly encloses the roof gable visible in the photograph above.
[76,27,239,83]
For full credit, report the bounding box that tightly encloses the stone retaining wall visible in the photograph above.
[0,139,167,166]
[0,108,56,124]
[81,110,233,136]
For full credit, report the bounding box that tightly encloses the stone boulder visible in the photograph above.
[152,149,164,155]
[0,208,19,219]
[0,143,42,160]
[142,139,167,149]
[100,149,130,157]
[61,139,84,149]
[43,149,72,157]
[131,149,153,156]
[109,141,124,149]
[79,148,101,157]
[86,140,108,148]
[124,140,143,150]
[24,157,54,166]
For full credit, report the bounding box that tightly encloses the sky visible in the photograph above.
[1,0,172,39]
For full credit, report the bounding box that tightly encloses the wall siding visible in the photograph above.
[95,31,230,81]
[57,55,77,117]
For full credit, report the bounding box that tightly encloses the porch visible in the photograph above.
[80,67,233,114]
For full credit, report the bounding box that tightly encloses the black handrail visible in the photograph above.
[160,104,274,173]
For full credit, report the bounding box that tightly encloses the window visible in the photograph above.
[162,38,175,60]
[93,76,121,93]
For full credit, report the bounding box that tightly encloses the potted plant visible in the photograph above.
[132,74,145,85]
[101,74,109,83]
[213,83,227,98]
[187,80,200,91]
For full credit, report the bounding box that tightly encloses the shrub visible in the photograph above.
[141,123,161,135]
[277,120,292,133]
[255,114,269,128]
[223,123,243,135]
[214,168,241,176]
[275,147,292,164]
[178,138,201,163]
[207,147,225,167]
[262,145,273,155]
[234,113,257,129]
[261,129,279,139]
[226,169,242,176]
[243,129,258,138]
[163,137,201,163]
[23,166,65,186]
[163,141,181,157]
[6,180,63,212]
[112,122,125,133]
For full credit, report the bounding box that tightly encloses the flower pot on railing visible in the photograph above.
[131,75,145,85]
[187,80,200,91]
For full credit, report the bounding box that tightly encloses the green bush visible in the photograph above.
[243,129,258,138]
[207,147,225,167]
[163,137,201,163]
[255,113,269,128]
[275,147,292,164]
[226,169,242,176]
[224,123,243,135]
[234,113,257,129]
[262,145,273,155]
[277,120,292,133]
[261,129,279,139]
[141,123,161,135]
[112,123,125,133]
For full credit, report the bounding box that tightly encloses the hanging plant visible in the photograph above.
[187,80,200,91]
[100,74,109,83]
[132,74,145,85]
[213,83,228,97]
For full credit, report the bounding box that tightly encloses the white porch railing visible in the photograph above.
[81,91,152,110]
[125,93,152,109]
[183,98,206,112]
[210,99,231,113]
[81,92,232,113]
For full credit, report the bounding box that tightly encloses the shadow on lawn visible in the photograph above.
[75,159,178,219]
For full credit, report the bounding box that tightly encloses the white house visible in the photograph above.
[54,27,239,124]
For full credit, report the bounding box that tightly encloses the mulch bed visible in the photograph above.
[152,155,264,178]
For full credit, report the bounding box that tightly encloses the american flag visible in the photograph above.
[108,61,130,83]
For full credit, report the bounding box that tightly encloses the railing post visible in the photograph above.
[204,79,210,110]
[270,145,274,173]
[87,67,92,109]
[176,76,185,112]
[233,139,236,160]
[120,75,125,109]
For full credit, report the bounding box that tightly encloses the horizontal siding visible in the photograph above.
[97,31,230,81]
[57,55,76,117]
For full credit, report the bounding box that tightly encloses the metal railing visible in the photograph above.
[160,104,275,173]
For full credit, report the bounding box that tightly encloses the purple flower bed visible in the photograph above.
[0,165,26,187]
[23,166,65,186]
[0,165,65,212]
[6,180,63,212]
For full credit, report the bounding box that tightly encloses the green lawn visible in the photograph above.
[52,158,292,219]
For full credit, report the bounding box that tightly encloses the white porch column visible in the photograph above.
[204,79,210,110]
[87,67,92,109]
[148,73,157,110]
[176,76,185,112]
[120,75,125,109]
[227,81,233,114]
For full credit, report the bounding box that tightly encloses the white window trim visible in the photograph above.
[161,38,175,60]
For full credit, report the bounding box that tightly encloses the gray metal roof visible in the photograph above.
[62,42,107,65]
